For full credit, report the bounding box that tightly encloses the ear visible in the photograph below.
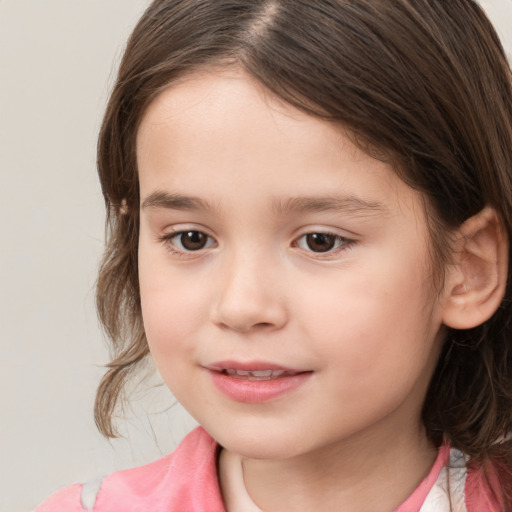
[117,198,129,215]
[442,207,508,330]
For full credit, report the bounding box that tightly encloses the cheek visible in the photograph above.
[299,266,440,426]
[138,256,208,357]
[297,254,438,376]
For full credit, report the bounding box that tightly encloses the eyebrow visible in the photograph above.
[272,196,388,216]
[141,191,214,212]
[141,190,388,217]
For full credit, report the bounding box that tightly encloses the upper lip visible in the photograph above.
[206,360,305,373]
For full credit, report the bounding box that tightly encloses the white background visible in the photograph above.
[0,1,510,511]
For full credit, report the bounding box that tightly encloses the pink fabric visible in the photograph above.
[36,427,503,511]
[394,445,450,512]
[35,483,84,512]
[465,462,503,512]
[35,427,225,512]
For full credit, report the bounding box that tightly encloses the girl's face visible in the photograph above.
[137,68,447,460]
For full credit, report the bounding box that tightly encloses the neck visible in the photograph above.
[229,421,437,512]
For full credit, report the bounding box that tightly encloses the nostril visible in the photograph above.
[254,322,274,329]
[214,319,278,333]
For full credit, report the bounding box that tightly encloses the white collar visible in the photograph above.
[419,448,468,512]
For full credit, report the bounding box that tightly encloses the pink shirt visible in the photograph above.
[35,427,501,511]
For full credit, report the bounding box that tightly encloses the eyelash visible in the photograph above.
[293,232,355,257]
[158,230,355,258]
[159,230,216,257]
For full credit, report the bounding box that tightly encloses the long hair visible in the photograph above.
[95,0,512,504]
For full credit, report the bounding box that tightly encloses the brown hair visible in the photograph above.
[95,0,512,503]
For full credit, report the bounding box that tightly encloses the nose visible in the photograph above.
[210,250,288,333]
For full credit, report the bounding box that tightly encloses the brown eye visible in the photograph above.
[305,233,336,252]
[174,231,213,251]
[296,232,350,254]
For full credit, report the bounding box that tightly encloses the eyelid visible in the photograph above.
[295,233,347,249]
[158,225,218,256]
[292,227,357,257]
[155,224,356,259]
[173,231,216,251]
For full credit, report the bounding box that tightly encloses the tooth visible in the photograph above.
[223,368,293,379]
[251,370,273,377]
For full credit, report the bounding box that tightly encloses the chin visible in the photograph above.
[204,420,316,461]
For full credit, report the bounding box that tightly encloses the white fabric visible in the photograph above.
[419,449,468,512]
[219,449,263,512]
[80,475,105,511]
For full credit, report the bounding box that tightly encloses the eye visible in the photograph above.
[296,232,349,253]
[167,230,216,252]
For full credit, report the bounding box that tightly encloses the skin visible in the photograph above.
[136,68,451,512]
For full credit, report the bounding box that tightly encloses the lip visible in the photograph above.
[206,360,312,403]
[208,360,299,372]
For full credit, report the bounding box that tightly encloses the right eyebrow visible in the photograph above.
[141,191,214,212]
[272,195,388,217]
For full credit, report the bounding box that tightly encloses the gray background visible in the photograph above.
[0,1,510,511]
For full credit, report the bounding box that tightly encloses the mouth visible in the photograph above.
[206,361,312,403]
[221,368,300,380]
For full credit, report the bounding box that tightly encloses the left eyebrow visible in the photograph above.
[141,191,216,212]
[272,195,388,217]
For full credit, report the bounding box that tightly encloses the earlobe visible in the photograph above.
[442,207,508,330]
[116,198,129,216]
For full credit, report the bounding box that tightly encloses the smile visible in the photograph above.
[223,369,296,380]
[206,361,312,403]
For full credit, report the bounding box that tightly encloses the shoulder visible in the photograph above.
[431,448,504,512]
[34,427,225,512]
[429,447,504,512]
[34,483,84,512]
[397,446,503,512]
[465,459,505,512]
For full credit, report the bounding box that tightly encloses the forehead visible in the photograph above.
[137,67,343,160]
[136,67,423,219]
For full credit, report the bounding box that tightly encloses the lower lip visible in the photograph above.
[208,370,311,403]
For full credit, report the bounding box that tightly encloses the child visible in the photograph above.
[37,0,512,510]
